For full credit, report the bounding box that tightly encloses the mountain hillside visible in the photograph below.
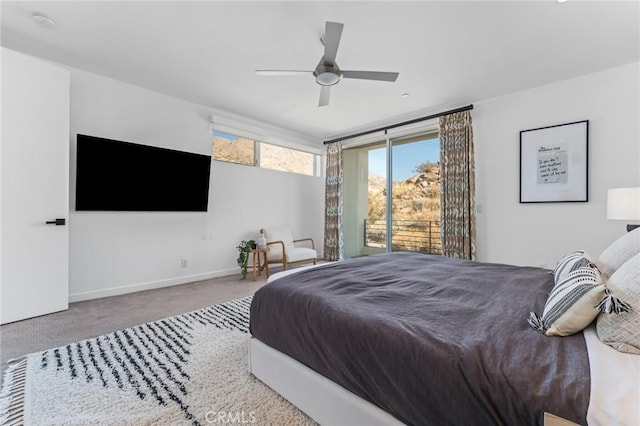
[213,135,255,165]
[368,162,440,222]
[368,161,441,253]
[213,135,313,175]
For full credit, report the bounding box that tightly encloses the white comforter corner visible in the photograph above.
[584,325,640,426]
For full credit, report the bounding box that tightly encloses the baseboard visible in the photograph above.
[68,268,238,303]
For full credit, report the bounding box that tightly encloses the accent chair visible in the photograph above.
[262,227,317,270]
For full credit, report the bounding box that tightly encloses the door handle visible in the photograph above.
[45,218,66,226]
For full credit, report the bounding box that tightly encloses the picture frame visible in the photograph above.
[519,120,589,203]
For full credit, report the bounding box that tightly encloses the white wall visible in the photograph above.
[9,54,636,302]
[69,70,324,302]
[474,62,640,267]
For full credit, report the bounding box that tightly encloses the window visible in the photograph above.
[260,143,315,176]
[212,129,320,177]
[212,130,255,166]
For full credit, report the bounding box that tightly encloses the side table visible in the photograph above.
[251,247,270,281]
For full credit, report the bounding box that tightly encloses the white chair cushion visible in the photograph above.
[286,247,317,263]
[263,227,294,261]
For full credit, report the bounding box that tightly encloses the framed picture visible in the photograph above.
[520,120,589,203]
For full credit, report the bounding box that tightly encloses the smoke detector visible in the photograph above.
[32,12,56,29]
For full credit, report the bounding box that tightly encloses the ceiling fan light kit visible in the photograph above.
[314,64,342,86]
[256,21,399,106]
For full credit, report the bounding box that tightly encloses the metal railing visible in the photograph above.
[364,219,442,254]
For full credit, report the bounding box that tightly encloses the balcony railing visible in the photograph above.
[364,219,442,254]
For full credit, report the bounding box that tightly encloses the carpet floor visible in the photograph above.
[0,296,314,425]
[1,273,269,381]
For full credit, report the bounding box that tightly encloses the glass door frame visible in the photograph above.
[342,125,439,257]
[384,132,393,251]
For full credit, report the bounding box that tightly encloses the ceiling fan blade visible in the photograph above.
[342,70,399,82]
[255,70,313,76]
[319,85,331,107]
[323,21,344,66]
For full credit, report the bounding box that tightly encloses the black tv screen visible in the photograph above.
[75,134,211,212]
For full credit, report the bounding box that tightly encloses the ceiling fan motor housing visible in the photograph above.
[314,63,342,86]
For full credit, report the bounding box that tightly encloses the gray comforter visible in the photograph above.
[250,252,589,425]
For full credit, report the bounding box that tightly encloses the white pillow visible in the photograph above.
[597,227,640,281]
[596,253,640,354]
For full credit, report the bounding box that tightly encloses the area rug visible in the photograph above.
[0,296,314,425]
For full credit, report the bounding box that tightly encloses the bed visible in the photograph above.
[248,252,639,425]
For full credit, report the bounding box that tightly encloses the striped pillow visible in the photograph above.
[529,266,605,336]
[529,264,630,336]
[553,250,595,284]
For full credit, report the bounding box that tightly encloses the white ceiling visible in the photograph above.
[2,1,639,145]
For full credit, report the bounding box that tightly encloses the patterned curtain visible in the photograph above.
[439,111,476,260]
[324,142,344,261]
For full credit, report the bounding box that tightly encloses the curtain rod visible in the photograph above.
[323,104,474,145]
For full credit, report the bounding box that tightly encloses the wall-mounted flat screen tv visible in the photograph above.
[75,134,211,212]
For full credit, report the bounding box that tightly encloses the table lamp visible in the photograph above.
[607,187,640,232]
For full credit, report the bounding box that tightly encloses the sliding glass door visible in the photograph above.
[343,131,441,258]
[390,133,441,253]
[343,140,387,257]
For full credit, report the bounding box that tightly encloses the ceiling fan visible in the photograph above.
[256,21,399,107]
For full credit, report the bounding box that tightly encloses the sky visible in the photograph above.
[213,130,239,141]
[369,137,440,181]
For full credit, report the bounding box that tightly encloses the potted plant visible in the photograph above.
[236,239,256,279]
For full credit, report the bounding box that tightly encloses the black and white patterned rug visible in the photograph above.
[0,296,313,425]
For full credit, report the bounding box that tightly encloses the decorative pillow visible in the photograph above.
[528,264,629,336]
[596,253,640,354]
[596,227,640,281]
[553,250,596,284]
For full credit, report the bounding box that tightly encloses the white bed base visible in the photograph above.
[248,337,404,425]
[253,269,595,426]
[248,338,582,426]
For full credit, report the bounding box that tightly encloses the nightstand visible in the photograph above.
[251,247,270,281]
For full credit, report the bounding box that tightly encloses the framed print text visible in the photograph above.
[520,120,589,203]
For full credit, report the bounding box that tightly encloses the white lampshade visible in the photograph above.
[607,187,640,220]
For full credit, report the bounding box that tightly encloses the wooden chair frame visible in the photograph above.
[266,237,317,270]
